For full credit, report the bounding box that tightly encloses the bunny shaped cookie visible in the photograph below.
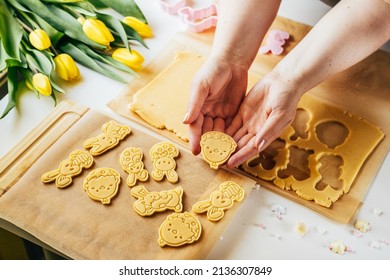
[84,120,131,156]
[192,181,244,222]
[41,150,94,188]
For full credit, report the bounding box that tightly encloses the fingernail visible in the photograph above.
[182,113,189,123]
[258,139,266,153]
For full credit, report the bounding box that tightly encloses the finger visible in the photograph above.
[183,78,208,124]
[213,117,225,132]
[202,116,214,133]
[188,114,204,155]
[227,137,258,168]
[232,126,248,143]
[236,133,254,150]
[226,115,243,136]
[254,112,291,150]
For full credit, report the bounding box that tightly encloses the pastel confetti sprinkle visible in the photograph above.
[316,226,327,235]
[328,241,348,255]
[295,222,309,237]
[370,241,381,249]
[373,208,383,216]
[270,203,287,216]
[354,220,371,233]
[352,229,363,238]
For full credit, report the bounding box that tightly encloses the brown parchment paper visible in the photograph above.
[108,17,390,223]
[0,108,255,259]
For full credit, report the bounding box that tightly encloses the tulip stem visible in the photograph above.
[16,17,33,33]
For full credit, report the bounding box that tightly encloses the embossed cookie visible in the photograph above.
[83,167,120,204]
[158,212,202,247]
[192,181,244,222]
[84,120,131,156]
[120,147,148,187]
[41,150,94,188]
[150,142,179,183]
[200,131,237,169]
[131,185,183,216]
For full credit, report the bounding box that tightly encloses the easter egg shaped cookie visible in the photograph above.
[200,131,237,169]
[158,212,202,247]
[83,167,120,204]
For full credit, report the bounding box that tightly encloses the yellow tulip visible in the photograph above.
[123,16,153,38]
[32,73,52,96]
[29,29,51,50]
[82,19,114,47]
[54,53,80,81]
[112,48,144,71]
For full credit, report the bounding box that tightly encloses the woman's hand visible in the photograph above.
[225,73,302,168]
[183,55,249,155]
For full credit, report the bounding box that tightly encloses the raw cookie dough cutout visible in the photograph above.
[120,147,149,187]
[41,150,94,188]
[192,181,244,222]
[158,212,202,247]
[83,167,121,205]
[242,94,384,207]
[150,142,179,183]
[131,185,183,216]
[200,131,237,169]
[84,120,131,156]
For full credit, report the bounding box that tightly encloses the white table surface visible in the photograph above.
[1,0,389,260]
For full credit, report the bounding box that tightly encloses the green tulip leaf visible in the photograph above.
[60,42,128,83]
[96,0,147,23]
[0,2,24,62]
[97,13,129,50]
[0,67,20,119]
[18,0,105,49]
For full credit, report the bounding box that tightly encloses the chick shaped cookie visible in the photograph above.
[84,120,131,156]
[41,150,94,188]
[150,142,179,183]
[131,185,183,216]
[200,131,237,169]
[83,167,120,205]
[192,181,244,222]
[158,212,202,247]
[120,147,148,187]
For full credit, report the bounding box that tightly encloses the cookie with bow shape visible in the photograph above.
[84,120,131,156]
[192,181,244,222]
[120,147,149,187]
[131,185,183,216]
[41,150,94,188]
[150,142,180,183]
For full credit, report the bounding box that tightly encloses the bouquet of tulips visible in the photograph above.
[0,0,153,118]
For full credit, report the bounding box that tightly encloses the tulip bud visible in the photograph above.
[123,16,153,38]
[29,29,51,50]
[32,73,52,96]
[112,48,144,71]
[54,53,80,81]
[82,19,114,47]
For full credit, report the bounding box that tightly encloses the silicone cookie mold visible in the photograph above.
[131,185,183,216]
[150,142,180,183]
[158,212,202,247]
[120,147,149,187]
[83,167,121,205]
[41,150,94,188]
[84,120,131,156]
[200,131,237,169]
[192,181,244,222]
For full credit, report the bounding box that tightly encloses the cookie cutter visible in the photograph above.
[159,0,188,15]
[259,29,290,55]
[159,0,218,32]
